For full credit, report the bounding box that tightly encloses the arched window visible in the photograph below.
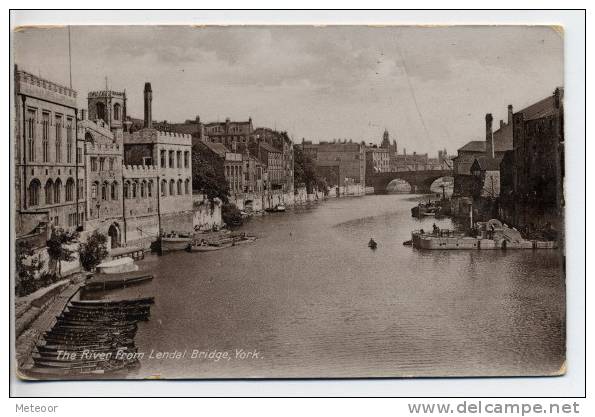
[177,179,183,195]
[123,181,130,199]
[29,179,41,206]
[141,181,146,198]
[147,180,153,197]
[113,103,121,121]
[177,151,182,168]
[54,179,62,204]
[65,178,74,202]
[132,181,138,198]
[96,102,106,122]
[169,179,175,196]
[44,180,54,205]
[111,182,118,200]
[161,179,167,196]
[169,151,175,168]
[185,179,190,194]
[101,182,108,200]
[85,131,94,143]
[91,181,98,199]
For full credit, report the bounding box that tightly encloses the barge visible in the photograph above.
[411,219,557,250]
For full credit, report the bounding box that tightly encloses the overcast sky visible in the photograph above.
[14,25,563,155]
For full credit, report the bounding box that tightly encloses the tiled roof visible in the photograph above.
[517,90,562,121]
[202,141,230,157]
[259,142,281,153]
[458,141,486,153]
[473,156,501,171]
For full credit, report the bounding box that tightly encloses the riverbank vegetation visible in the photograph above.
[294,144,329,194]
[79,231,109,271]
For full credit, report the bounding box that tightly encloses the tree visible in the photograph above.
[15,241,45,297]
[222,203,243,228]
[79,231,109,271]
[191,144,230,204]
[293,144,327,194]
[46,228,78,278]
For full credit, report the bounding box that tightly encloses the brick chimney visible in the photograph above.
[485,113,494,159]
[507,104,513,125]
[143,82,152,129]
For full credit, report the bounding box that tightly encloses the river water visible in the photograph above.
[94,194,565,378]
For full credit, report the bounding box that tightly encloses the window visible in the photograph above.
[113,103,121,121]
[143,157,153,166]
[99,157,105,171]
[169,151,175,168]
[91,182,98,199]
[66,118,73,163]
[109,157,114,171]
[101,182,108,200]
[185,179,190,194]
[160,150,166,167]
[90,157,98,172]
[111,182,118,200]
[177,179,182,195]
[161,179,167,196]
[184,151,189,168]
[177,151,182,169]
[55,115,62,162]
[77,147,82,165]
[42,112,50,162]
[54,179,62,204]
[169,179,175,195]
[27,109,36,162]
[44,180,53,205]
[96,102,106,121]
[78,179,84,199]
[132,182,137,198]
[28,179,41,206]
[65,178,74,202]
[147,181,153,197]
[123,182,129,199]
[141,181,146,198]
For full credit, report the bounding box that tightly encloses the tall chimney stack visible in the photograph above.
[507,104,513,125]
[485,113,494,159]
[143,82,152,129]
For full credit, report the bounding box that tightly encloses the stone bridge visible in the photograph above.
[367,167,453,194]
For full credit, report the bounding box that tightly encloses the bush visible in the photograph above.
[79,231,109,271]
[15,241,45,297]
[222,203,243,228]
[46,228,78,277]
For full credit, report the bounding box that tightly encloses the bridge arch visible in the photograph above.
[367,169,453,194]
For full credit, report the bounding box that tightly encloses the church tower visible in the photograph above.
[87,89,127,132]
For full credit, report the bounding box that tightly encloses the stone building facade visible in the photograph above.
[79,116,125,247]
[122,165,160,247]
[499,88,565,234]
[123,83,193,235]
[365,146,390,176]
[302,140,366,187]
[204,117,254,151]
[14,68,85,242]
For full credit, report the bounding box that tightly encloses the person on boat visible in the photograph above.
[420,229,425,235]
[368,238,377,249]
[432,223,440,235]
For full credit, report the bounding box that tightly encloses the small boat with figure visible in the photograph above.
[368,238,378,250]
[411,200,442,218]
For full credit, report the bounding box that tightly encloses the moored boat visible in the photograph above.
[160,236,192,252]
[410,219,558,250]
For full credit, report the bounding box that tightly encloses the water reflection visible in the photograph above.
[92,194,565,378]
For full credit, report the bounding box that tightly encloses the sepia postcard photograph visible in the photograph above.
[11,19,568,383]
